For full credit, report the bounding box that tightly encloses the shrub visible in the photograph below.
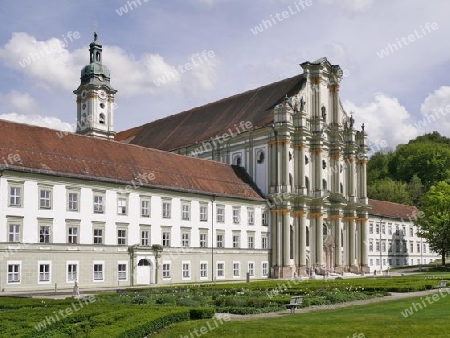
[189,307,215,319]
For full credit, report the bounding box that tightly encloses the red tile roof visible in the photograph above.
[368,199,419,220]
[115,74,304,150]
[0,119,264,201]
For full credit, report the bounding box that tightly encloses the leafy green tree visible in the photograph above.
[388,140,450,188]
[367,178,412,205]
[414,181,450,265]
[367,151,393,184]
[408,174,425,207]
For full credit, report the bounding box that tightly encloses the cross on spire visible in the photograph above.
[94,20,98,41]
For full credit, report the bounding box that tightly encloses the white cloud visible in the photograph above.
[344,93,418,150]
[0,113,73,131]
[0,91,38,115]
[0,32,219,98]
[321,0,375,12]
[417,86,450,135]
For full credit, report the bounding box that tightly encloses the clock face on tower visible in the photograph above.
[99,90,107,100]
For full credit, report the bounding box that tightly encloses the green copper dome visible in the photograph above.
[79,34,113,86]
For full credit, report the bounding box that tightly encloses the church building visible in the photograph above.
[117,55,371,277]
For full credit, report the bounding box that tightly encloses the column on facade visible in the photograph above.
[347,216,356,270]
[331,214,342,271]
[294,208,307,274]
[359,217,369,271]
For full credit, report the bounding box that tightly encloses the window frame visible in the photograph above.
[7,262,21,284]
[8,183,23,207]
[93,262,104,282]
[39,187,53,210]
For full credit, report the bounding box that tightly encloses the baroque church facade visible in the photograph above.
[117,56,371,277]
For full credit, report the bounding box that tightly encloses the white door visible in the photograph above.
[136,259,152,284]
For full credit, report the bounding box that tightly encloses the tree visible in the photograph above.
[414,181,450,265]
[389,141,450,189]
[367,151,393,184]
[408,174,425,207]
[367,178,412,205]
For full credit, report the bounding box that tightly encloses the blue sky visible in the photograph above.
[0,0,449,150]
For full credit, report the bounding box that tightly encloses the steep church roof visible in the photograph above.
[0,119,264,201]
[115,74,305,150]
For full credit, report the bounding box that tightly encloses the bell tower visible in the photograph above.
[73,32,117,139]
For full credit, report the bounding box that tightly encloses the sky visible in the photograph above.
[0,0,449,152]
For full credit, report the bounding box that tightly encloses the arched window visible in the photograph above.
[289,173,293,187]
[305,176,310,194]
[99,113,105,124]
[96,51,101,62]
[340,183,344,194]
[233,154,242,166]
[322,159,327,169]
[305,155,309,165]
[322,179,327,190]
[323,224,328,236]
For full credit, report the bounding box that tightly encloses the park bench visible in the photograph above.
[285,296,303,313]
[435,280,447,289]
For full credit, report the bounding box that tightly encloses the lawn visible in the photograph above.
[1,273,449,337]
[154,291,450,338]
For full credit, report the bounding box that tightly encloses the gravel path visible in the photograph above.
[216,289,443,321]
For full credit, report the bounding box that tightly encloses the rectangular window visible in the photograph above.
[417,243,421,252]
[376,259,380,266]
[200,263,208,278]
[423,244,426,253]
[376,223,380,234]
[199,233,207,248]
[233,208,240,224]
[39,225,51,243]
[68,192,79,211]
[248,209,254,225]
[162,201,171,218]
[248,262,254,276]
[232,235,240,248]
[8,264,20,283]
[141,230,150,246]
[141,198,150,217]
[200,205,208,221]
[262,236,268,249]
[93,229,103,244]
[217,206,225,223]
[369,223,373,234]
[8,224,20,243]
[381,224,385,234]
[118,264,127,280]
[181,232,190,247]
[262,262,269,276]
[262,210,268,226]
[217,262,224,277]
[369,240,373,252]
[388,224,392,235]
[39,189,52,209]
[410,242,414,253]
[68,227,78,244]
[93,264,103,281]
[402,226,406,236]
[376,240,380,252]
[117,197,127,215]
[67,263,77,282]
[182,262,190,278]
[39,264,50,282]
[388,240,392,252]
[248,236,254,249]
[162,231,171,247]
[216,234,224,248]
[396,240,400,253]
[93,195,104,213]
[382,240,386,252]
[409,226,414,237]
[162,263,171,278]
[117,229,127,245]
[233,262,240,277]
[9,186,22,207]
[182,203,190,220]
[370,259,373,266]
